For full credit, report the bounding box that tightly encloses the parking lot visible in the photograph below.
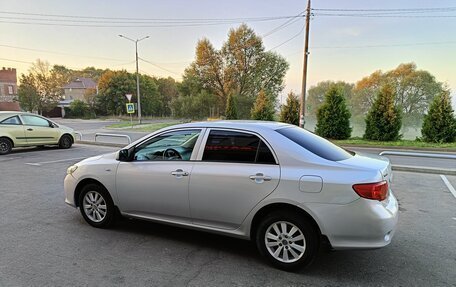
[0,144,455,286]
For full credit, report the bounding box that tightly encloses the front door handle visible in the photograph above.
[171,169,189,178]
[249,173,272,183]
[27,128,33,131]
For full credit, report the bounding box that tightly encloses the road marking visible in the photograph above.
[0,156,22,162]
[440,175,456,199]
[25,157,87,166]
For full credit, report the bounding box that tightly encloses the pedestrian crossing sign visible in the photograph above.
[126,103,135,114]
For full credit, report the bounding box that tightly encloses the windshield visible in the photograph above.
[276,126,353,161]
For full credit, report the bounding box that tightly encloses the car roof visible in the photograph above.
[166,120,292,132]
[0,111,40,120]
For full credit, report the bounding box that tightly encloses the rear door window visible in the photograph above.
[202,130,276,164]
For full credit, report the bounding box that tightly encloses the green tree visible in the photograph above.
[280,91,300,125]
[251,90,275,121]
[225,93,238,119]
[186,24,288,118]
[156,77,179,117]
[17,74,40,112]
[315,86,352,139]
[364,84,402,141]
[421,91,456,143]
[307,81,354,116]
[97,70,135,116]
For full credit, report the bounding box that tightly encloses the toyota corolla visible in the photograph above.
[64,121,398,270]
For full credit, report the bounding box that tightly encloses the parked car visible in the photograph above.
[0,111,75,155]
[64,121,398,270]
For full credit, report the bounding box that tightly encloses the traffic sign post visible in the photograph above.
[125,94,135,128]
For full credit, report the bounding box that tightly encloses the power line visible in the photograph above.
[262,12,304,38]
[0,44,128,62]
[313,13,456,18]
[139,57,181,76]
[0,10,299,22]
[312,7,456,12]
[268,24,306,51]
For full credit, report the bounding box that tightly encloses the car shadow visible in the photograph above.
[10,145,60,154]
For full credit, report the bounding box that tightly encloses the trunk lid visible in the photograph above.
[338,152,392,184]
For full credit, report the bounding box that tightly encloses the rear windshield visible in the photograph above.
[276,126,353,161]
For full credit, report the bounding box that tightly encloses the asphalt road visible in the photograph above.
[0,144,455,286]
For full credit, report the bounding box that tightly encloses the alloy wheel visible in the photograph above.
[83,191,107,223]
[264,221,306,263]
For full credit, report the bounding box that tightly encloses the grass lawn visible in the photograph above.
[333,138,456,150]
[107,121,180,132]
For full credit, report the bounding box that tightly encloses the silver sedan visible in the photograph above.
[64,121,398,270]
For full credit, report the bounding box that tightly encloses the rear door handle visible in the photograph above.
[171,169,189,177]
[249,173,272,183]
[27,128,33,131]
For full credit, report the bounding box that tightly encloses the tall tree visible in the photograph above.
[225,93,238,120]
[156,77,180,117]
[251,90,275,121]
[17,59,65,114]
[315,85,352,140]
[280,91,300,125]
[421,91,456,143]
[307,81,354,116]
[353,63,444,125]
[364,84,402,141]
[186,24,288,118]
[17,74,40,112]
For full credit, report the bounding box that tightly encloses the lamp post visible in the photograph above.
[118,34,149,124]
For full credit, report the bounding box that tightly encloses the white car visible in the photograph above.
[64,121,398,270]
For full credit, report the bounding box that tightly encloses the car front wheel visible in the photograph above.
[255,211,319,271]
[78,184,115,228]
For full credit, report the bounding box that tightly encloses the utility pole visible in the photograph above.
[299,0,311,128]
[119,34,149,124]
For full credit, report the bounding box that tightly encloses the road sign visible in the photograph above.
[125,94,132,102]
[126,103,135,114]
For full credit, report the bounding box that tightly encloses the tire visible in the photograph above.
[59,134,73,149]
[255,211,319,271]
[78,183,115,228]
[0,138,13,155]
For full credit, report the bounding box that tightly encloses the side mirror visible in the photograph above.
[117,149,132,162]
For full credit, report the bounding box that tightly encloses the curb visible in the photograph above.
[340,145,456,153]
[392,165,456,176]
[76,140,455,175]
[76,140,125,148]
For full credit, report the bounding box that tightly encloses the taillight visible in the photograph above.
[352,181,389,201]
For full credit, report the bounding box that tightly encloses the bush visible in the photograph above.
[280,91,300,125]
[67,100,92,118]
[315,85,352,139]
[225,94,238,120]
[364,84,402,141]
[421,91,456,143]
[251,90,275,121]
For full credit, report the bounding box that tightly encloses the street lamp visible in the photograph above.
[119,34,149,124]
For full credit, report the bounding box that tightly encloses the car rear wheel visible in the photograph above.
[59,135,73,149]
[255,211,319,271]
[0,138,13,155]
[78,184,115,228]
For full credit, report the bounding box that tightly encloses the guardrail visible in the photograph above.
[95,133,132,144]
[379,150,456,160]
[74,131,83,141]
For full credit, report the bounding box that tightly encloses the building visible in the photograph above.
[57,77,97,117]
[0,67,20,111]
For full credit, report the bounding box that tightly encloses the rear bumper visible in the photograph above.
[304,190,399,249]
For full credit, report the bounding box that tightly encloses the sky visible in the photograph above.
[1,0,455,108]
